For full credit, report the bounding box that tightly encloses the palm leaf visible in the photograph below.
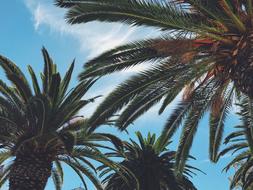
[209,86,234,162]
[62,0,205,31]
[52,168,63,190]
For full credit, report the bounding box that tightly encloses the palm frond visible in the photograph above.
[88,60,199,130]
[0,55,32,102]
[62,0,205,32]
[60,156,103,190]
[28,65,41,95]
[80,38,195,79]
[209,86,234,162]
[175,78,222,174]
[52,168,63,190]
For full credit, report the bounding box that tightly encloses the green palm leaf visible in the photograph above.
[209,86,234,162]
[60,0,204,31]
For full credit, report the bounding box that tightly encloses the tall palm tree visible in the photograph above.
[0,48,118,190]
[98,132,200,190]
[219,95,253,190]
[55,0,248,173]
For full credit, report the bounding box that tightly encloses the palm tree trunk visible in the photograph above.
[9,151,53,190]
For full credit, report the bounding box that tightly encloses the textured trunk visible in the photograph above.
[231,60,253,98]
[231,31,253,98]
[9,151,53,190]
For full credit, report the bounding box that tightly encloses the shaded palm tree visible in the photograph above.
[54,0,251,173]
[219,95,253,190]
[98,132,200,190]
[0,48,118,190]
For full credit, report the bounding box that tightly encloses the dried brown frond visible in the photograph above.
[211,95,224,117]
[181,51,196,63]
[183,82,195,101]
[218,0,232,15]
[152,40,194,56]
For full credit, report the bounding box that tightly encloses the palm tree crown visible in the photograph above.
[0,48,116,190]
[99,132,200,190]
[55,0,253,173]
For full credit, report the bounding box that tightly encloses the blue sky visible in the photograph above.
[0,1,240,189]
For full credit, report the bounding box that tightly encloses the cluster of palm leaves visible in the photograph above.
[0,48,199,190]
[2,0,253,189]
[54,0,253,189]
[54,0,253,172]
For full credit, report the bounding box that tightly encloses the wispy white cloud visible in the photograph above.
[24,0,159,58]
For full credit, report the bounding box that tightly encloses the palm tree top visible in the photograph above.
[55,0,253,175]
[0,48,119,190]
[99,131,201,190]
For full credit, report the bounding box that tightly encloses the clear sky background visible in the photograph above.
[0,1,240,189]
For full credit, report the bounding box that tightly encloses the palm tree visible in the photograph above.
[219,95,253,190]
[0,48,118,190]
[98,132,200,190]
[55,0,252,173]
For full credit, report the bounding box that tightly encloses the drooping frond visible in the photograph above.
[79,37,196,79]
[175,79,221,174]
[59,0,206,32]
[52,168,63,190]
[209,86,234,162]
[59,156,103,190]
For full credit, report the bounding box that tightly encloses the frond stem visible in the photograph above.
[219,0,246,32]
[247,0,253,17]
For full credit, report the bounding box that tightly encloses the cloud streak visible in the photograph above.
[24,0,158,58]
